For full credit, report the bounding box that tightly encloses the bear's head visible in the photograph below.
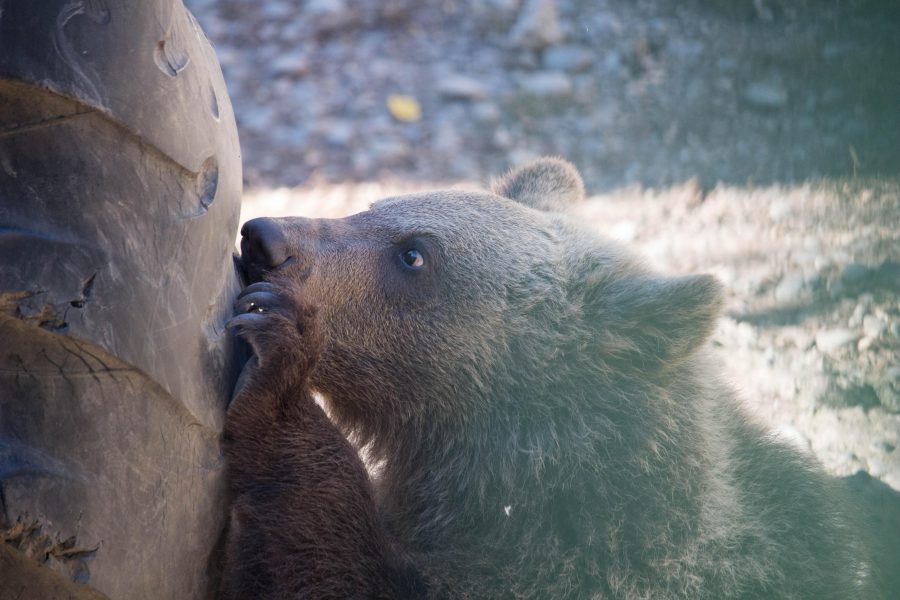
[239,158,722,457]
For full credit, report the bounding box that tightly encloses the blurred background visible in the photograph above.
[184,0,900,491]
[185,0,899,189]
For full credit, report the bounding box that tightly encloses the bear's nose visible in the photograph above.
[240,217,290,271]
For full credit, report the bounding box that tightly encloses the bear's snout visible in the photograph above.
[240,217,292,282]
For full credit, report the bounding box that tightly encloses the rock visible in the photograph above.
[857,336,874,352]
[518,71,573,97]
[261,3,293,20]
[370,138,409,164]
[492,128,513,148]
[774,273,807,304]
[351,150,373,176]
[509,0,563,51]
[472,101,501,124]
[507,147,541,167]
[780,327,814,351]
[437,74,490,100]
[768,199,792,222]
[742,81,788,110]
[319,119,355,147]
[849,302,867,328]
[867,458,888,478]
[471,0,520,26]
[433,121,462,154]
[306,0,355,33]
[542,45,594,72]
[271,53,310,77]
[602,51,624,75]
[735,321,758,348]
[863,315,886,339]
[815,328,858,354]
[874,367,900,412]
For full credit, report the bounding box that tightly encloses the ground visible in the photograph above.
[183,0,900,492]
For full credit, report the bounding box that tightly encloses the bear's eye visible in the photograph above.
[401,248,425,269]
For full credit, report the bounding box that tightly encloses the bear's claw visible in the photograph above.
[235,291,279,315]
[227,280,319,377]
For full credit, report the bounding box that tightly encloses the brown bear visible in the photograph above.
[221,158,877,599]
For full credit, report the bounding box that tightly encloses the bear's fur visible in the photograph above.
[222,158,877,599]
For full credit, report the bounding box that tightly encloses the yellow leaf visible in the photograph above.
[387,94,422,122]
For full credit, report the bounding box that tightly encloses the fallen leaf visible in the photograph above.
[387,94,422,122]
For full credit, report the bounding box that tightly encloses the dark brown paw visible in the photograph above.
[227,281,320,375]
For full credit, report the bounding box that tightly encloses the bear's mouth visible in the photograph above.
[229,252,302,405]
[236,252,297,286]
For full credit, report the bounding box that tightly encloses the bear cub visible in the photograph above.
[222,158,876,599]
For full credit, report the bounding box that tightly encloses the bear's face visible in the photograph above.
[239,159,722,449]
[242,191,567,439]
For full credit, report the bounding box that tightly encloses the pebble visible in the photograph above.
[815,328,858,354]
[848,303,866,328]
[735,321,758,348]
[862,315,886,339]
[471,0,519,25]
[542,45,594,72]
[370,138,409,164]
[774,273,807,303]
[271,53,310,77]
[508,0,563,51]
[433,121,463,154]
[492,128,513,148]
[874,367,900,411]
[780,327,814,351]
[518,71,573,97]
[883,473,900,491]
[867,457,888,478]
[742,81,789,109]
[767,199,792,222]
[306,0,355,32]
[472,101,501,124]
[437,75,490,101]
[261,3,293,20]
[319,119,355,146]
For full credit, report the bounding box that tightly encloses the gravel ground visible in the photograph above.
[185,0,900,190]
[185,0,900,491]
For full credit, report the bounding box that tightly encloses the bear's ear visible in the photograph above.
[491,157,585,212]
[588,272,724,372]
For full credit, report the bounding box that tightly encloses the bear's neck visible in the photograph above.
[375,365,713,560]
